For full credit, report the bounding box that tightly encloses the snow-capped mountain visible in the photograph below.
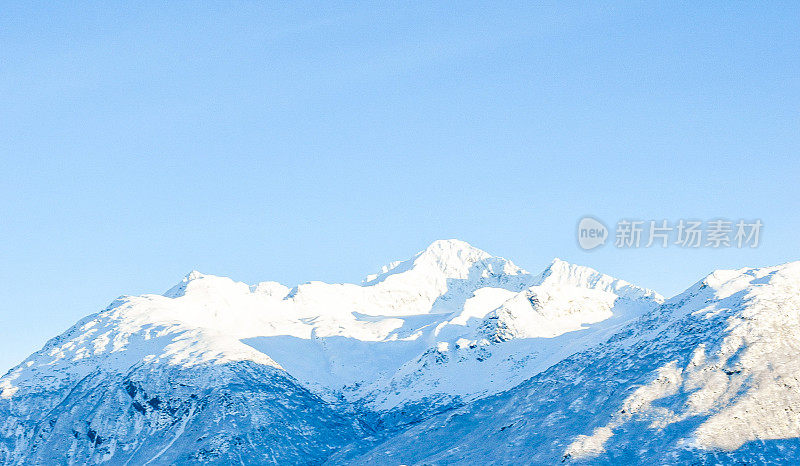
[330,260,800,465]
[1,240,797,464]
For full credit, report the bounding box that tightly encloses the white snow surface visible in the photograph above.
[328,259,800,465]
[5,240,800,464]
[565,260,800,458]
[0,239,660,411]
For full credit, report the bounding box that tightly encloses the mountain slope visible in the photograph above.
[329,261,800,464]
[0,360,361,464]
[3,240,658,463]
[0,292,362,464]
[2,240,797,464]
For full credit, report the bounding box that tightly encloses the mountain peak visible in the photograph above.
[422,238,483,253]
[163,270,206,297]
[415,239,492,266]
[675,260,800,302]
[3,242,797,464]
[185,269,206,280]
[535,258,663,302]
[547,257,570,268]
[364,239,522,286]
[163,270,249,298]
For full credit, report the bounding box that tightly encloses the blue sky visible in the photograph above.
[1,2,799,373]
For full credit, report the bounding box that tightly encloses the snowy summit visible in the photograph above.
[1,240,798,464]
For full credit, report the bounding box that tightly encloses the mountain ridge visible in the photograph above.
[1,240,797,464]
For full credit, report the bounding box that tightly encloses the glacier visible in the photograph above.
[1,239,799,464]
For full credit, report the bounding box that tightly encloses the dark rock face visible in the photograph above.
[0,361,363,464]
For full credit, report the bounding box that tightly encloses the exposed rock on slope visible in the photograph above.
[2,240,797,464]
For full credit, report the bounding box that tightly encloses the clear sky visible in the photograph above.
[1,2,799,374]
